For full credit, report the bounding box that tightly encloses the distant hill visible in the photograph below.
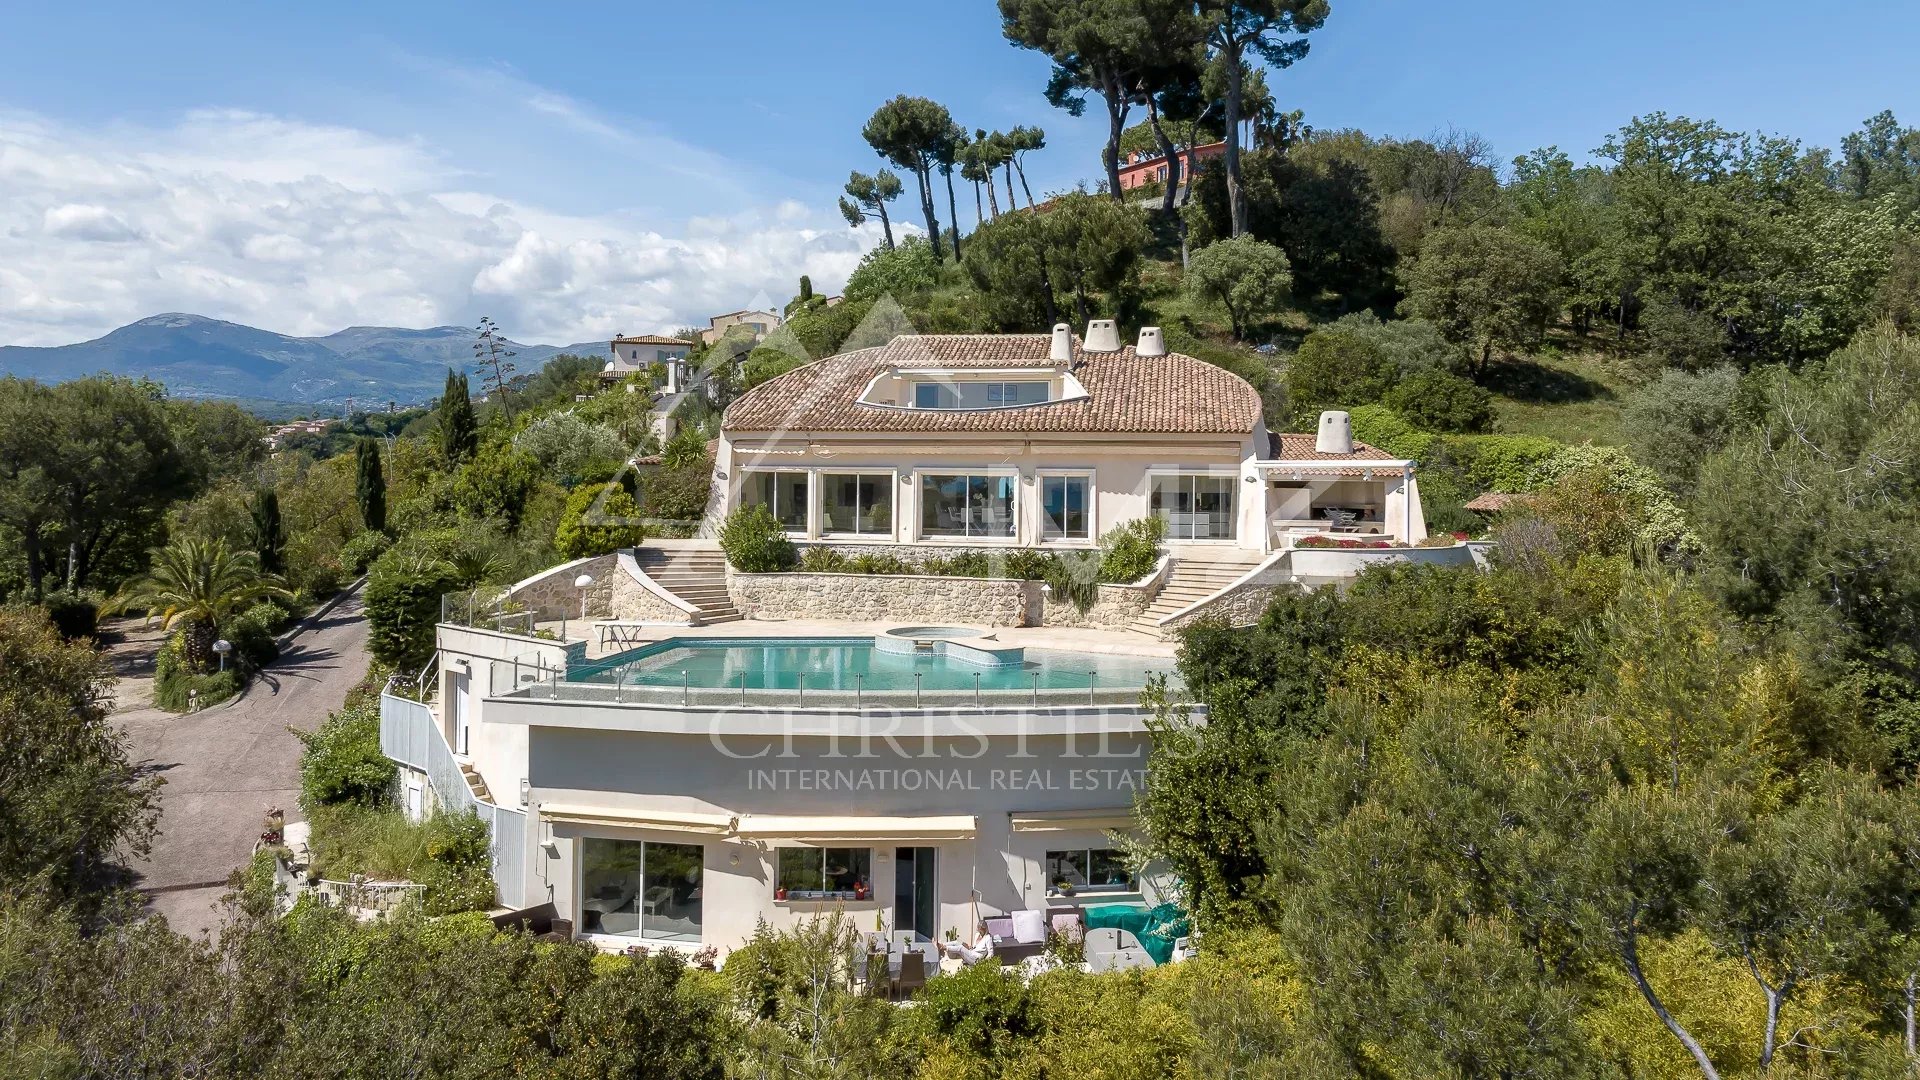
[0,314,612,407]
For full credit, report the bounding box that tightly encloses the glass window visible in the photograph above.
[1046,848,1135,893]
[910,380,1050,409]
[775,847,874,899]
[1041,475,1091,541]
[822,473,893,536]
[581,838,704,942]
[1149,474,1237,540]
[742,471,808,531]
[920,473,1016,539]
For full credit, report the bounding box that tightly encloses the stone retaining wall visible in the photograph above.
[727,570,1034,626]
[507,552,695,624]
[1159,583,1290,634]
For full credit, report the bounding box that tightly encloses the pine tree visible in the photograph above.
[355,438,387,536]
[249,487,285,575]
[438,369,478,465]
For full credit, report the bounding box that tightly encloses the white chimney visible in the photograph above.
[1084,319,1121,353]
[1049,323,1073,363]
[1135,326,1166,357]
[1316,410,1354,455]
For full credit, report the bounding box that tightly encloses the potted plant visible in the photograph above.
[1054,879,1076,896]
[775,885,788,901]
[853,879,868,901]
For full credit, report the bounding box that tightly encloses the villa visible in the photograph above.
[600,334,694,393]
[378,320,1478,957]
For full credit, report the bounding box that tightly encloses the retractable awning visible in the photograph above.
[539,803,738,836]
[733,815,977,841]
[1009,808,1137,833]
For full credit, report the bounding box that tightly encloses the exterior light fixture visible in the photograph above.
[574,574,595,621]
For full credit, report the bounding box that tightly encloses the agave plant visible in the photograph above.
[110,537,292,671]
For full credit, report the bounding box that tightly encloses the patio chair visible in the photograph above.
[985,913,1048,963]
[892,951,928,998]
[1322,507,1358,532]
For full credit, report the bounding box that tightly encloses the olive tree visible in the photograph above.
[1185,236,1292,340]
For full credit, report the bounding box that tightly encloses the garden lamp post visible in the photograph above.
[213,638,233,673]
[574,574,595,622]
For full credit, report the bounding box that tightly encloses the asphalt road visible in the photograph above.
[113,586,369,938]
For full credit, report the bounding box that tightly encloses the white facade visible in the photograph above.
[432,627,1178,954]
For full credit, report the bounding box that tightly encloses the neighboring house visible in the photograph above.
[718,320,1431,553]
[263,417,337,450]
[1116,139,1226,193]
[600,334,694,394]
[700,308,783,346]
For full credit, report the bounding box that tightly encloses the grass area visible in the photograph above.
[1482,340,1637,446]
[305,802,495,914]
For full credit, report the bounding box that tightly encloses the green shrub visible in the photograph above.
[153,633,242,711]
[718,505,797,572]
[340,529,393,574]
[37,590,101,640]
[295,701,395,810]
[554,485,648,560]
[1285,327,1397,426]
[1383,369,1495,433]
[1098,516,1165,584]
[305,804,495,914]
[637,462,714,522]
[225,600,290,670]
[848,551,912,575]
[364,548,459,672]
[797,546,850,573]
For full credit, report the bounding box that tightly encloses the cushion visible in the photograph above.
[1011,909,1047,945]
[1051,913,1083,942]
[985,917,1014,940]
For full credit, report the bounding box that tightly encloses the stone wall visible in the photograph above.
[1037,554,1168,630]
[507,555,616,621]
[1159,583,1290,634]
[727,570,1034,626]
[507,552,696,624]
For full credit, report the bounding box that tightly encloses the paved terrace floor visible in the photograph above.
[543,617,1181,663]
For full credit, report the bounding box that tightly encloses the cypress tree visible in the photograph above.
[249,487,285,575]
[356,438,387,535]
[438,369,478,465]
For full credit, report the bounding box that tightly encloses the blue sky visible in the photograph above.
[0,1,1914,346]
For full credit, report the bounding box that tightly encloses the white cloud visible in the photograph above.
[0,106,884,347]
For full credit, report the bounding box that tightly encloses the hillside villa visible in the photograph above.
[599,334,694,393]
[701,308,783,346]
[377,320,1479,959]
[1117,139,1226,193]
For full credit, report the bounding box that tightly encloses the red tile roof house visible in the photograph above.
[383,321,1478,960]
[715,320,1476,606]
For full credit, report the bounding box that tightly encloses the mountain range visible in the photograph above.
[0,314,613,408]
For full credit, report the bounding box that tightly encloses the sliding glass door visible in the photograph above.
[1149,473,1237,540]
[918,473,1016,539]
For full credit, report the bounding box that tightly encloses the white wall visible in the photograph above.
[717,430,1267,552]
[507,717,1167,951]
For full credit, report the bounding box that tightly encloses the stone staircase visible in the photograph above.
[633,546,742,624]
[459,761,492,803]
[1130,554,1269,636]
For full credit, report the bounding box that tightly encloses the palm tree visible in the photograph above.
[110,538,292,671]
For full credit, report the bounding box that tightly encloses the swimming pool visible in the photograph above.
[570,636,1173,695]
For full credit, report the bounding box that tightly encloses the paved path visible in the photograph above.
[114,587,369,938]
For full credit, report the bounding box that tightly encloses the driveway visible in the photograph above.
[114,586,369,938]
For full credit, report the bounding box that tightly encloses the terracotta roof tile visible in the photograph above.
[1464,491,1528,512]
[1265,431,1397,461]
[722,334,1262,435]
[611,334,692,345]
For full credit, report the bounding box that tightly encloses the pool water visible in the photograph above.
[573,637,1172,694]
